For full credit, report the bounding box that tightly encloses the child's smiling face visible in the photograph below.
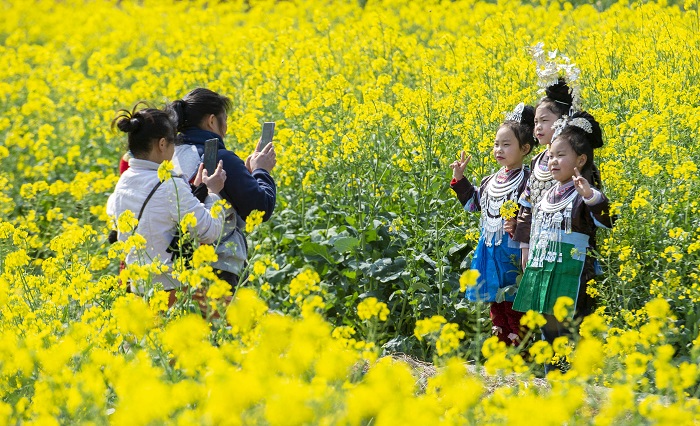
[547,136,587,183]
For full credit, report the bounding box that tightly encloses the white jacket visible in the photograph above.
[106,158,224,291]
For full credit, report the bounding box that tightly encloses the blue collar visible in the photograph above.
[179,128,225,149]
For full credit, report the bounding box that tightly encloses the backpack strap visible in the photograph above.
[136,181,163,224]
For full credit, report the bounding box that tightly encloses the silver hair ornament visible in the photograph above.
[552,116,593,140]
[505,102,525,123]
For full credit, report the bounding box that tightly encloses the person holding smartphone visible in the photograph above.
[168,88,277,287]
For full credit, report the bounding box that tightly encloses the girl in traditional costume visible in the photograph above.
[512,78,576,269]
[450,103,536,345]
[512,111,613,347]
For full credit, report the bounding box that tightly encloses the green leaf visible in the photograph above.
[409,281,431,293]
[341,269,357,279]
[300,241,332,263]
[331,236,360,254]
[364,229,378,243]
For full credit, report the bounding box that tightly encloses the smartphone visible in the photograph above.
[203,138,218,175]
[258,122,275,150]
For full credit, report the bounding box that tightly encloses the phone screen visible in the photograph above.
[259,122,275,150]
[203,138,218,174]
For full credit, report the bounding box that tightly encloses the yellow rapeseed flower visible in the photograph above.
[499,199,519,220]
[357,297,389,321]
[459,269,480,292]
[436,323,465,356]
[192,244,217,269]
[520,310,547,329]
[116,210,138,233]
[414,315,447,341]
[553,296,574,322]
[157,160,174,182]
[245,210,265,233]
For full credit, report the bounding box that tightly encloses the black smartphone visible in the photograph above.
[258,122,275,151]
[203,138,218,174]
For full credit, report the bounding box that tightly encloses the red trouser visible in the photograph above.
[490,301,524,345]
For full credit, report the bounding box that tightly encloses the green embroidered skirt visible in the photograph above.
[513,232,589,316]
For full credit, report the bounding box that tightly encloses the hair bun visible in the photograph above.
[167,99,187,131]
[545,77,573,107]
[520,105,535,127]
[571,111,603,149]
[116,116,142,134]
[520,105,537,145]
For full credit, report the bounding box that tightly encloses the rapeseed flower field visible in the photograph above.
[0,0,699,423]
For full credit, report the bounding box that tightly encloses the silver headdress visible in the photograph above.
[568,117,593,133]
[552,116,593,139]
[530,42,581,113]
[505,102,525,123]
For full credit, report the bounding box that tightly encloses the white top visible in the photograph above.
[106,158,224,291]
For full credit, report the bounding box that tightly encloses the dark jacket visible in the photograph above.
[180,128,276,221]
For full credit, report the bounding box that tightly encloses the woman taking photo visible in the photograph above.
[169,88,277,287]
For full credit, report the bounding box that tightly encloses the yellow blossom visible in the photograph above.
[245,210,265,233]
[520,310,547,329]
[553,296,574,322]
[459,269,480,292]
[357,297,389,321]
[157,160,174,182]
[499,199,518,220]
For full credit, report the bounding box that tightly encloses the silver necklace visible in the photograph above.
[529,151,555,210]
[529,186,577,267]
[480,167,525,247]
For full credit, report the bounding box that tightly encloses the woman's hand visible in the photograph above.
[201,160,226,194]
[449,150,471,181]
[249,142,276,173]
[573,167,593,199]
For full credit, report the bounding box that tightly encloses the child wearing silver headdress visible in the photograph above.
[450,103,537,346]
[512,78,575,265]
[513,111,614,370]
[512,46,602,271]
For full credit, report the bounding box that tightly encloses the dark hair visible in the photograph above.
[554,110,603,175]
[112,102,175,157]
[169,88,232,132]
[500,104,537,155]
[537,77,573,117]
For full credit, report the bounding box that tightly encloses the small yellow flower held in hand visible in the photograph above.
[157,160,174,182]
[459,269,480,292]
[499,199,519,220]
